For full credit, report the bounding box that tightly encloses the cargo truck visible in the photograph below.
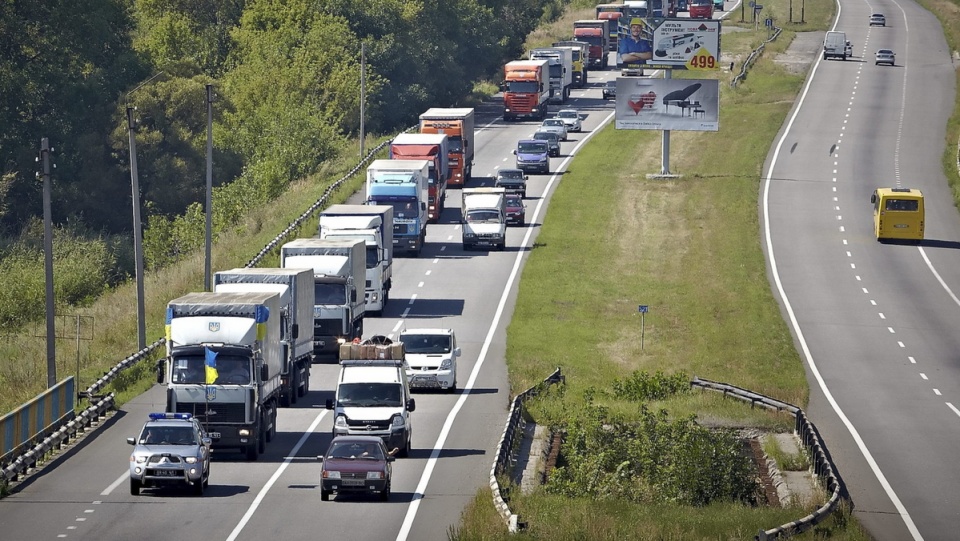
[280,238,366,358]
[365,159,430,256]
[597,11,623,51]
[162,291,282,460]
[389,133,450,223]
[530,47,574,104]
[318,204,394,316]
[461,187,507,251]
[552,41,589,88]
[213,268,314,407]
[418,108,475,187]
[573,20,611,69]
[502,59,551,122]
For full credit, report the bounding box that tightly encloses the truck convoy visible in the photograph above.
[552,41,589,88]
[389,133,450,223]
[212,268,314,407]
[529,47,575,104]
[365,159,430,256]
[418,108,475,187]
[328,337,415,457]
[163,291,282,460]
[280,238,366,358]
[318,204,393,316]
[461,187,507,251]
[573,20,611,69]
[502,59,551,122]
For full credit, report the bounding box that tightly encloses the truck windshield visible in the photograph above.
[518,142,547,153]
[171,354,251,385]
[506,81,539,93]
[337,383,403,407]
[547,64,563,78]
[446,138,463,153]
[466,210,501,223]
[402,334,452,354]
[315,282,346,304]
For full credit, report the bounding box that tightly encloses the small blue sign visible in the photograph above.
[765,17,773,27]
[638,305,649,313]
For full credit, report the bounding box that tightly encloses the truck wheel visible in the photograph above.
[129,478,141,496]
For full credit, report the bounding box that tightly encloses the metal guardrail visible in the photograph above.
[81,339,165,398]
[490,367,564,533]
[732,25,783,87]
[690,377,841,540]
[0,378,75,465]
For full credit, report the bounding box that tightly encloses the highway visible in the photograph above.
[762,2,959,540]
[0,69,617,540]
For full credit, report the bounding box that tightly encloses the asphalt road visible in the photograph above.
[762,2,959,540]
[0,70,617,541]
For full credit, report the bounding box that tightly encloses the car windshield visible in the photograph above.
[558,111,577,119]
[878,49,893,54]
[328,441,384,460]
[542,119,563,127]
[402,334,452,354]
[498,170,524,180]
[337,383,403,407]
[534,132,558,143]
[140,426,197,445]
[518,142,547,153]
[505,196,522,207]
[606,81,616,87]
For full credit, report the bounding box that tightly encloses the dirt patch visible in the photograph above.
[774,31,826,75]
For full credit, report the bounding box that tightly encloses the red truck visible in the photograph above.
[688,0,714,18]
[418,108,475,187]
[573,20,611,69]
[502,59,550,122]
[390,133,450,222]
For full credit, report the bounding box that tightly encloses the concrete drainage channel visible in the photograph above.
[492,373,839,538]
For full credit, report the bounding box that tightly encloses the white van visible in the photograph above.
[823,31,851,60]
[399,328,461,392]
[326,359,415,457]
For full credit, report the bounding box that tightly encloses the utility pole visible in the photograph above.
[38,138,57,387]
[360,42,366,158]
[204,84,214,291]
[126,107,147,350]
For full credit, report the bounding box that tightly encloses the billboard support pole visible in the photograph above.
[660,69,671,175]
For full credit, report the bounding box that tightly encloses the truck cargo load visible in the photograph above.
[573,20,611,69]
[418,108,475,187]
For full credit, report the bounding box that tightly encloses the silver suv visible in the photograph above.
[127,413,212,496]
[869,13,885,26]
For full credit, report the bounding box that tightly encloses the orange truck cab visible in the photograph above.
[502,59,550,122]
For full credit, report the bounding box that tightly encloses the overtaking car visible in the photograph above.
[539,118,568,141]
[875,49,895,66]
[602,80,617,100]
[555,109,582,132]
[318,435,396,501]
[127,412,212,496]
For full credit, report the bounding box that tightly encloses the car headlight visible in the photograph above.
[132,455,147,464]
[391,415,405,427]
[371,292,379,302]
[185,456,198,464]
[239,428,251,437]
[323,470,341,479]
[367,471,383,480]
[334,415,348,428]
[440,359,452,370]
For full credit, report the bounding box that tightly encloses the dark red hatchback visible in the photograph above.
[318,435,397,501]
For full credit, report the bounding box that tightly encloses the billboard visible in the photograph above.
[614,78,719,131]
[618,17,721,72]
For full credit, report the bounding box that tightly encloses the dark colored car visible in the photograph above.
[602,80,617,100]
[496,168,528,198]
[533,130,561,158]
[318,435,396,501]
[504,193,526,226]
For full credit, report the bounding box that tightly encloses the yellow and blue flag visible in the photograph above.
[204,347,219,384]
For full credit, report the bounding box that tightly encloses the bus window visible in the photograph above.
[871,188,924,243]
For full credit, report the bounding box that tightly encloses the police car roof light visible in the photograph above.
[148,412,193,421]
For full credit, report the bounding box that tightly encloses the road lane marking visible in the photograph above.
[101,471,129,496]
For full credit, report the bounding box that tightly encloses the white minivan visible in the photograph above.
[823,31,851,60]
[399,328,461,392]
[326,357,415,457]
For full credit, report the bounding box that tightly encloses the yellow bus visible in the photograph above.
[871,188,924,242]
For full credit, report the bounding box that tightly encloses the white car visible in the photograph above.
[869,13,886,26]
[539,118,568,141]
[555,109,582,132]
[875,49,895,66]
[399,328,461,392]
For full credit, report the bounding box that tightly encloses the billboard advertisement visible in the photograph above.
[614,78,719,131]
[618,17,721,72]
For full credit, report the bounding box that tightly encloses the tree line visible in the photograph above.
[0,0,566,328]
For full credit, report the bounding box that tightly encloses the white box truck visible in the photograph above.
[163,291,282,460]
[280,238,366,359]
[530,47,574,104]
[213,267,314,407]
[461,187,507,251]
[318,204,394,316]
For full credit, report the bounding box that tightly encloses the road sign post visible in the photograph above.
[638,305,649,350]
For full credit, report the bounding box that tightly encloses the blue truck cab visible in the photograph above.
[513,139,550,174]
[365,159,430,257]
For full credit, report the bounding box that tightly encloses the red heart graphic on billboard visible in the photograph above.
[627,92,657,114]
